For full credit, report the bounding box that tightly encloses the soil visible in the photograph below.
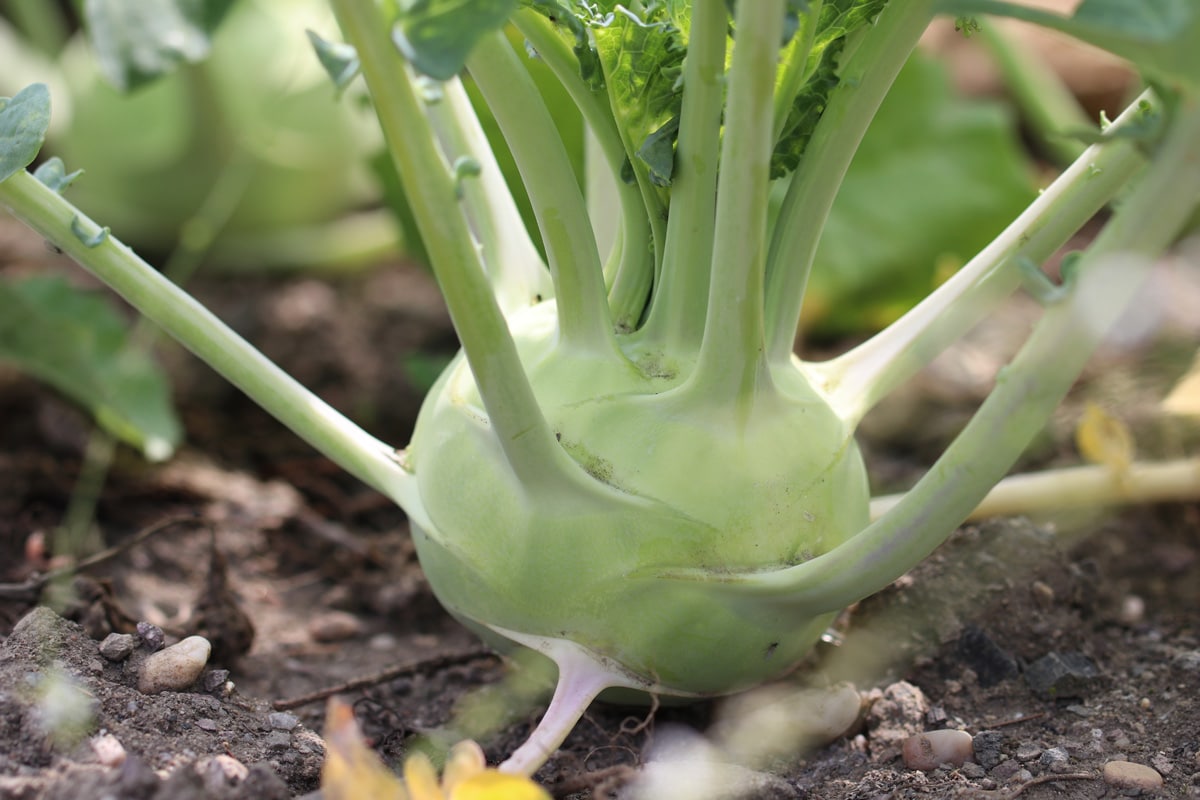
[1,218,1199,800]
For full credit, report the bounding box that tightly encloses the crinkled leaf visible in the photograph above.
[800,53,1036,334]
[0,276,182,460]
[392,0,519,80]
[520,0,605,89]
[306,29,361,93]
[937,0,1200,86]
[82,0,237,91]
[0,83,50,183]
[33,157,84,193]
[772,0,888,176]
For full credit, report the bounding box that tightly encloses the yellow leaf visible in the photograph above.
[1164,352,1200,417]
[321,698,408,800]
[449,771,553,800]
[1075,402,1134,474]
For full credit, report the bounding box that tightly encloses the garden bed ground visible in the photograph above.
[1,221,1199,799]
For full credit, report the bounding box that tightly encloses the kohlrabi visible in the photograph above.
[2,0,1199,778]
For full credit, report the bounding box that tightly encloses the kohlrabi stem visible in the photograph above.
[0,169,413,505]
[331,0,563,484]
[423,77,553,316]
[772,0,824,143]
[724,93,1200,616]
[467,32,616,355]
[870,458,1200,522]
[764,0,934,363]
[510,9,654,330]
[684,0,783,405]
[639,0,727,355]
[814,92,1150,425]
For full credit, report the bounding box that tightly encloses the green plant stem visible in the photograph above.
[869,458,1200,522]
[0,169,413,505]
[813,92,1149,425]
[981,22,1090,166]
[467,32,616,355]
[511,9,653,330]
[715,92,1200,615]
[764,0,934,363]
[332,0,564,485]
[772,0,824,143]
[639,0,727,355]
[423,76,553,316]
[684,0,783,406]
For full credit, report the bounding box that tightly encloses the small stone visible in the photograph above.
[137,636,211,694]
[960,761,987,779]
[1040,746,1070,773]
[1025,651,1102,700]
[1118,595,1146,625]
[1149,753,1173,776]
[1015,742,1042,762]
[867,681,930,761]
[195,718,218,732]
[990,759,1023,782]
[973,730,1005,771]
[265,731,292,751]
[1103,760,1163,792]
[136,622,165,652]
[91,732,127,767]
[98,633,136,662]
[956,626,1018,688]
[198,753,248,793]
[902,729,975,771]
[268,712,298,731]
[306,611,364,643]
[203,669,230,693]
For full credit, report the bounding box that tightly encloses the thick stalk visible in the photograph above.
[467,32,616,355]
[683,0,784,405]
[0,169,413,506]
[331,0,563,484]
[423,77,553,316]
[638,0,727,355]
[764,0,934,363]
[713,94,1200,615]
[511,9,654,329]
[812,92,1150,425]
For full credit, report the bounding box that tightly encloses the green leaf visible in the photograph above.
[82,0,238,91]
[306,29,361,93]
[799,53,1036,335]
[937,0,1200,86]
[33,157,84,194]
[392,0,518,80]
[0,276,182,460]
[0,83,51,183]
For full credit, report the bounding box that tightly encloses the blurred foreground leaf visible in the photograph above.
[0,276,181,461]
[1164,351,1200,417]
[0,83,50,182]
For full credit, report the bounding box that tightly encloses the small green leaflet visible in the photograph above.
[33,157,84,194]
[82,0,237,91]
[307,30,361,93]
[392,0,518,80]
[0,276,182,461]
[0,84,51,184]
[937,0,1200,87]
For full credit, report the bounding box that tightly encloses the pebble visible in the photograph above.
[137,636,212,694]
[1025,651,1102,700]
[1015,742,1042,762]
[306,611,364,643]
[136,622,166,652]
[866,681,929,761]
[91,733,127,767]
[1103,760,1163,792]
[268,712,298,731]
[98,633,136,662]
[198,754,249,793]
[265,731,293,751]
[203,669,230,693]
[1040,746,1071,773]
[902,729,974,771]
[195,718,219,732]
[973,730,1005,771]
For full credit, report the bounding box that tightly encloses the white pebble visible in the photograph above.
[902,729,975,771]
[90,733,127,767]
[137,636,211,694]
[1103,760,1163,792]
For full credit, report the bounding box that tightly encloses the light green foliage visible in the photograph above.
[803,53,1035,334]
[306,29,361,92]
[392,0,519,80]
[82,0,237,91]
[0,276,181,461]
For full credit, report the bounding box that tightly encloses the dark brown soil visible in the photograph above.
[1,221,1198,800]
